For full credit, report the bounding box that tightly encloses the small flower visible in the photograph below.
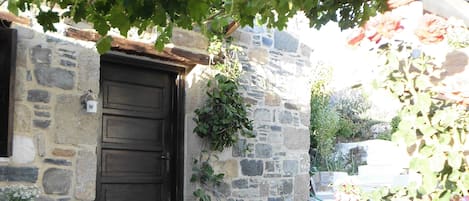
[365,12,403,44]
[347,28,365,46]
[415,14,448,44]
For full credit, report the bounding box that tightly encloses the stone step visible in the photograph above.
[337,140,410,167]
[356,174,410,189]
[358,165,406,176]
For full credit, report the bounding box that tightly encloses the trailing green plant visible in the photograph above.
[191,36,253,200]
[193,73,254,152]
[190,153,225,201]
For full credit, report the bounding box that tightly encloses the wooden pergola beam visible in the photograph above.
[0,11,30,26]
[65,27,209,66]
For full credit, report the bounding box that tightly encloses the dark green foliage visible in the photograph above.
[390,115,401,134]
[190,155,224,201]
[193,73,253,152]
[5,0,387,53]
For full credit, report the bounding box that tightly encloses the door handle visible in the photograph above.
[160,152,171,160]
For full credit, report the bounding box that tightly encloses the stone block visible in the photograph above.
[248,48,269,64]
[265,161,276,172]
[271,125,282,132]
[12,135,36,164]
[283,160,298,176]
[214,182,231,197]
[33,119,51,129]
[15,68,27,101]
[240,159,263,176]
[34,111,51,118]
[31,45,51,65]
[265,93,281,106]
[293,174,310,201]
[75,150,97,201]
[52,148,76,157]
[43,168,72,195]
[274,31,299,53]
[232,179,248,189]
[279,179,293,195]
[77,49,100,93]
[255,143,273,158]
[260,181,269,197]
[14,25,35,39]
[299,112,310,127]
[262,37,273,47]
[27,89,50,103]
[268,197,284,201]
[231,188,260,198]
[35,196,54,201]
[0,166,38,182]
[213,159,239,179]
[279,111,293,124]
[44,158,72,166]
[284,103,299,110]
[238,31,252,45]
[54,94,100,145]
[299,153,310,173]
[254,108,272,122]
[34,105,51,110]
[14,104,32,133]
[34,67,75,90]
[283,128,309,150]
[35,133,46,157]
[232,139,247,157]
[60,59,76,67]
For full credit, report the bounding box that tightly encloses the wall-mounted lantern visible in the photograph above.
[80,90,98,113]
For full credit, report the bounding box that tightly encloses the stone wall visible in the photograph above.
[0,23,100,201]
[184,26,313,201]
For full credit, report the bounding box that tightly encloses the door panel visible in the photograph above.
[101,184,163,201]
[101,149,164,178]
[102,115,164,148]
[98,61,175,201]
[103,81,165,113]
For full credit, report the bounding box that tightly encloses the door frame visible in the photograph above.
[98,52,186,201]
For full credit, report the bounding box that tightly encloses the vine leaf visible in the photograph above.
[108,5,131,36]
[37,10,60,32]
[7,0,19,15]
[96,35,112,54]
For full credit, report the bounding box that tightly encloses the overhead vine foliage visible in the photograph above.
[5,0,387,53]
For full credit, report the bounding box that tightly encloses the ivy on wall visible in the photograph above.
[190,37,253,201]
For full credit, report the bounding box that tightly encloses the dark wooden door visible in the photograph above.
[0,28,16,157]
[98,61,176,201]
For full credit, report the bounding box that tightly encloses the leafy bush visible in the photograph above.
[314,106,341,164]
[1,185,39,201]
[331,90,373,140]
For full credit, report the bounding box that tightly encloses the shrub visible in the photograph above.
[1,185,39,201]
